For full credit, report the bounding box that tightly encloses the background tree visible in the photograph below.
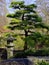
[0,0,10,33]
[36,0,49,24]
[7,1,49,51]
[0,0,8,25]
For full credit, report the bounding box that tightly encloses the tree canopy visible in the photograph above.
[7,1,49,50]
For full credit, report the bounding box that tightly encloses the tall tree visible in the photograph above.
[7,1,49,50]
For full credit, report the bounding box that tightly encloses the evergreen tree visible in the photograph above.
[7,1,49,50]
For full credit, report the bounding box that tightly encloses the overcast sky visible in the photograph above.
[24,0,36,4]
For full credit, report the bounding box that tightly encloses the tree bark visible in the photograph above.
[24,30,28,50]
[22,14,28,50]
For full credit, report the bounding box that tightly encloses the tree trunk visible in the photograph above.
[24,30,28,50]
[22,14,28,50]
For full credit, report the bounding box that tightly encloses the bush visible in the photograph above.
[24,48,49,56]
[13,51,27,58]
[33,48,49,56]
[24,49,35,55]
[36,60,49,65]
[13,48,49,58]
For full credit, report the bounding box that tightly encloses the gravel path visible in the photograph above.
[0,57,49,65]
[27,56,49,62]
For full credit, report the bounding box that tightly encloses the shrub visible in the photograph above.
[24,48,49,56]
[13,48,49,58]
[13,51,27,58]
[36,60,49,65]
[33,48,49,56]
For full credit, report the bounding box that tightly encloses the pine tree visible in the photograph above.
[7,1,49,50]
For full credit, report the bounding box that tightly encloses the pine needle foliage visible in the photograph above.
[7,1,49,50]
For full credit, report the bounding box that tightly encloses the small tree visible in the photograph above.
[7,1,49,50]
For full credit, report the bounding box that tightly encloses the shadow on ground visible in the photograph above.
[0,58,33,65]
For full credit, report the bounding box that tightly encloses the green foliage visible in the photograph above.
[11,1,24,5]
[6,0,49,29]
[10,1,24,8]
[35,16,42,22]
[7,1,42,30]
[36,60,49,65]
[10,1,37,10]
[14,48,49,57]
[7,13,16,18]
[34,22,49,29]
[14,35,24,49]
[2,32,24,49]
[32,48,49,56]
[7,0,49,50]
[10,19,22,24]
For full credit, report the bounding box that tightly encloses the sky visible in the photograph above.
[24,0,36,5]
[6,0,36,5]
[6,0,36,13]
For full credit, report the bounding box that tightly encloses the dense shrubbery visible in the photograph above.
[14,48,49,58]
[25,48,49,56]
[36,61,49,65]
[13,51,26,58]
[33,48,49,56]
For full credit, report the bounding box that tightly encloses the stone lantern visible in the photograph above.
[6,35,15,59]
